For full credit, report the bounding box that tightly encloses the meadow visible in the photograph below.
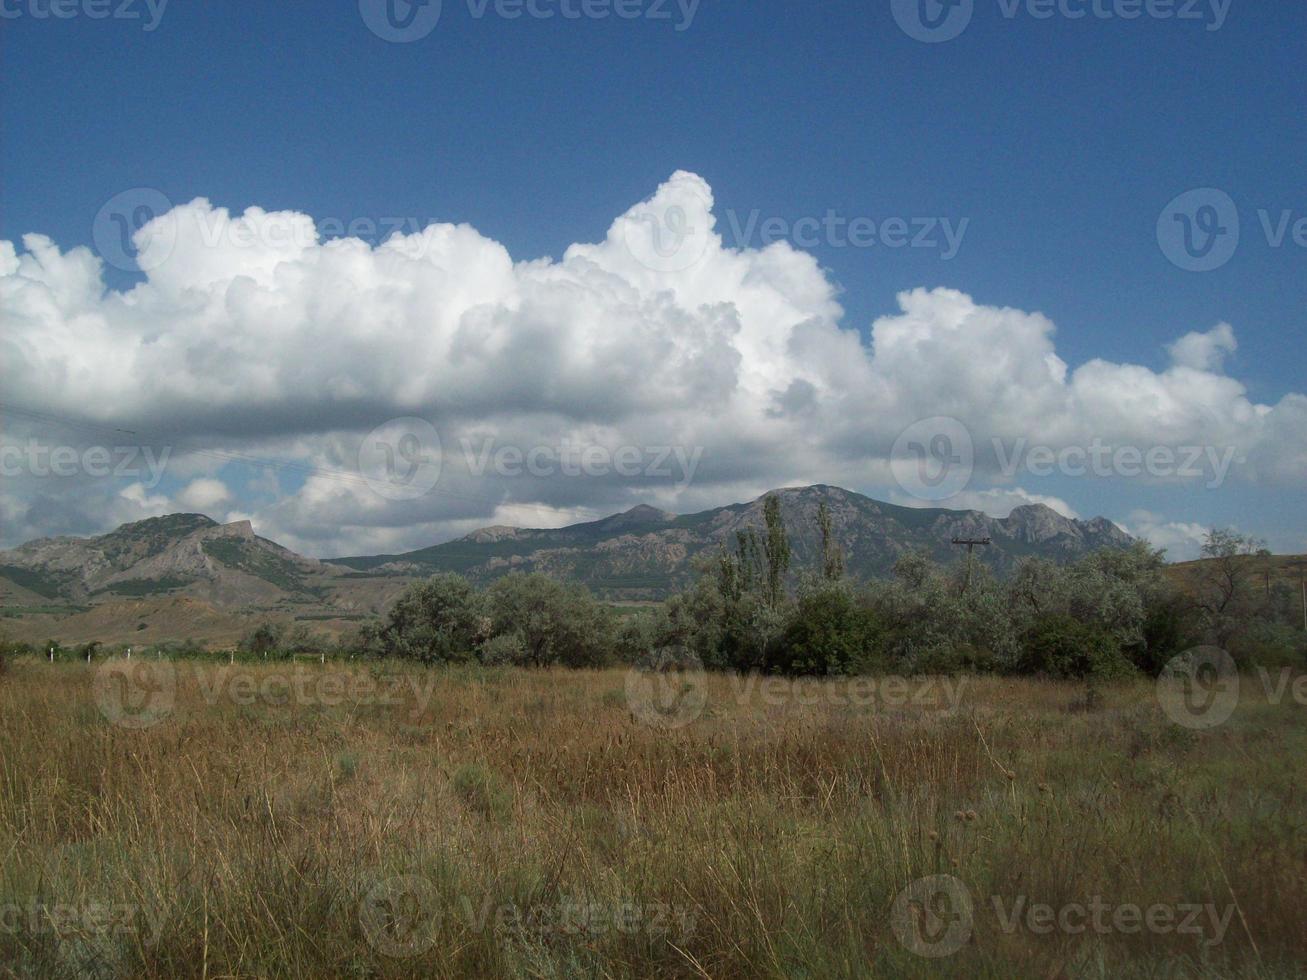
[1,657,1304,978]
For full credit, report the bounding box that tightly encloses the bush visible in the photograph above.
[613,610,660,664]
[0,638,34,672]
[480,632,526,667]
[450,763,513,822]
[1229,621,1307,671]
[657,572,727,666]
[1128,589,1195,675]
[485,573,614,668]
[367,573,485,663]
[1016,613,1135,679]
[772,586,887,676]
[915,642,1000,675]
[241,622,283,657]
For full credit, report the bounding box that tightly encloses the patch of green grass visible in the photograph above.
[450,762,514,822]
[0,604,92,616]
[202,538,310,593]
[0,564,76,599]
[97,576,193,596]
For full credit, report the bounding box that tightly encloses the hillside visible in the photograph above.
[0,486,1142,644]
[1166,552,1307,624]
[329,485,1134,598]
[0,514,327,605]
[0,515,410,647]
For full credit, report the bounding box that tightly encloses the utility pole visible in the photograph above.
[951,537,991,593]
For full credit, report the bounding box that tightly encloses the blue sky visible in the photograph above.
[1,0,1303,557]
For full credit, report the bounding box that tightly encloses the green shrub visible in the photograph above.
[0,638,34,671]
[240,622,283,657]
[485,573,615,668]
[480,632,526,666]
[1229,621,1307,671]
[772,586,887,676]
[613,610,660,664]
[450,763,513,821]
[915,642,999,675]
[1128,589,1195,675]
[1016,613,1136,679]
[368,573,485,663]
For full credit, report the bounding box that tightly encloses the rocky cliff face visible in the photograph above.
[0,513,326,604]
[331,485,1135,599]
[0,487,1138,642]
[1,487,1135,608]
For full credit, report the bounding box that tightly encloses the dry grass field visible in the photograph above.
[1,657,1305,978]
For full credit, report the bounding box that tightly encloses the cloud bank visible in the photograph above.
[3,171,1302,559]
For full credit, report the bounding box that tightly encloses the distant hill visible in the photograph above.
[0,486,1139,644]
[0,514,325,605]
[329,485,1136,598]
[0,514,408,646]
[1166,551,1307,621]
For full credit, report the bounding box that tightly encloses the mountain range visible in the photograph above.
[0,485,1135,646]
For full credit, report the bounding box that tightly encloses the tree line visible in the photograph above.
[3,497,1299,677]
[346,498,1304,678]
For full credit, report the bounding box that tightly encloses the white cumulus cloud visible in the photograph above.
[1,172,1302,555]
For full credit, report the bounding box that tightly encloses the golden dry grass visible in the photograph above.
[1,658,1304,978]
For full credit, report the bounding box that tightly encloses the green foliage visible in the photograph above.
[658,567,728,667]
[1228,621,1307,671]
[358,572,627,668]
[762,493,791,609]
[450,763,513,821]
[1195,527,1270,646]
[283,624,325,654]
[663,502,798,672]
[0,638,35,660]
[817,500,844,582]
[479,631,526,666]
[1016,613,1135,679]
[0,564,74,600]
[1130,588,1194,675]
[324,518,1242,681]
[99,576,192,596]
[773,584,885,675]
[613,610,660,664]
[240,622,284,656]
[366,573,485,664]
[485,573,614,668]
[201,538,309,593]
[74,641,102,662]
